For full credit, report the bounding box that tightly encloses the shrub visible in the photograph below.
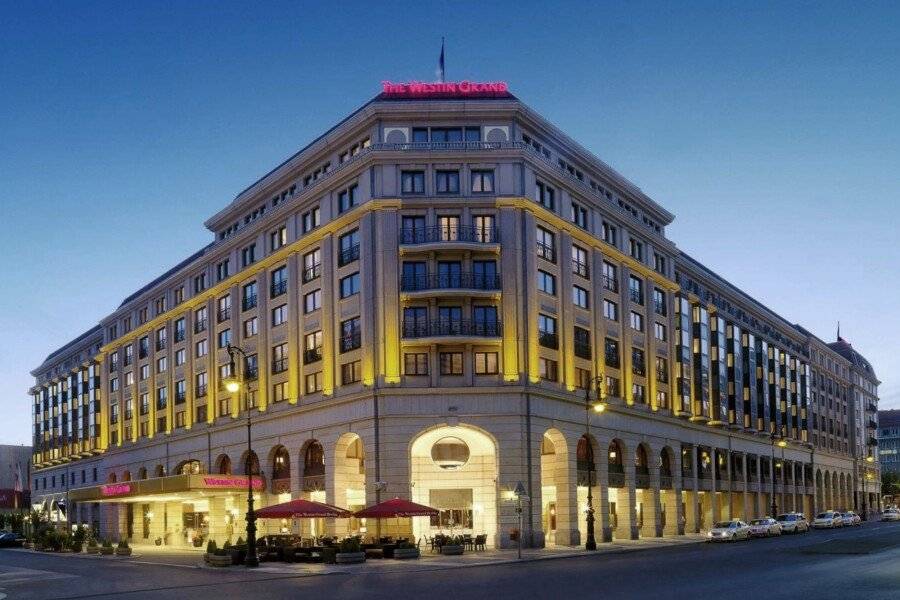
[117,540,129,549]
[339,537,361,553]
[223,541,232,550]
[235,536,245,546]
[102,539,113,549]
[206,540,217,554]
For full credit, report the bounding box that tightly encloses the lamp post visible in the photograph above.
[222,345,259,568]
[863,455,874,520]
[583,376,607,551]
[770,433,787,517]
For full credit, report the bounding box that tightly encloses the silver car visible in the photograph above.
[841,511,861,526]
[881,509,900,522]
[776,513,809,534]
[748,518,782,537]
[813,511,843,529]
[707,520,751,542]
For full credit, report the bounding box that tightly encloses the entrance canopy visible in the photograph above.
[257,498,350,519]
[354,497,438,518]
[68,474,264,504]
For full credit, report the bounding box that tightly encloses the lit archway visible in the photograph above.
[334,433,367,537]
[540,429,568,546]
[175,460,204,475]
[214,454,232,475]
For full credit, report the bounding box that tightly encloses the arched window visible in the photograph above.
[107,472,117,484]
[154,465,166,478]
[244,451,260,476]
[576,435,595,487]
[635,445,649,475]
[660,448,673,477]
[138,467,148,480]
[272,447,290,480]
[608,440,623,471]
[302,442,325,491]
[431,437,470,470]
[177,460,203,475]
[216,455,232,475]
[122,470,131,482]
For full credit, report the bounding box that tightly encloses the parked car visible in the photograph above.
[841,511,861,526]
[881,509,900,522]
[776,513,809,534]
[813,511,843,529]
[0,532,26,547]
[748,518,782,537]
[707,520,751,542]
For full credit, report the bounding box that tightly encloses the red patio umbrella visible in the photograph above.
[256,498,351,519]
[353,497,438,518]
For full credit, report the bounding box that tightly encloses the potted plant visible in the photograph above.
[86,538,99,554]
[440,535,465,555]
[204,540,217,564]
[230,537,247,565]
[115,540,132,556]
[335,537,366,564]
[193,534,205,548]
[99,539,114,555]
[154,537,163,546]
[208,546,233,568]
[393,540,420,560]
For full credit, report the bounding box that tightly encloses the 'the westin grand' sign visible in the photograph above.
[381,80,509,97]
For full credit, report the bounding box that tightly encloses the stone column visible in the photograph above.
[598,441,612,542]
[622,460,639,540]
[670,447,685,535]
[689,446,700,533]
[648,460,663,537]
[554,443,580,546]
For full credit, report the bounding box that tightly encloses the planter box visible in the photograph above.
[99,547,114,555]
[393,547,420,560]
[208,554,233,568]
[440,545,464,555]
[321,547,337,564]
[335,551,366,564]
[115,548,132,556]
[230,548,247,565]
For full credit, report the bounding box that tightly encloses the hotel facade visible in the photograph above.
[29,83,882,548]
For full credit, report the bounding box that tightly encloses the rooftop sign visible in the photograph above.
[381,80,510,98]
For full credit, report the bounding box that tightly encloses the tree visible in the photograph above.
[881,471,900,497]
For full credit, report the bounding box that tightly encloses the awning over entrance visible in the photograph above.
[68,474,264,503]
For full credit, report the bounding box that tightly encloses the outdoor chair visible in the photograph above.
[474,534,487,551]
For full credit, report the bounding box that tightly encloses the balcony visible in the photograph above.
[338,244,360,267]
[629,289,644,305]
[304,348,323,364]
[244,367,259,381]
[536,241,556,263]
[400,272,501,295]
[399,225,499,247]
[194,319,208,334]
[340,330,362,353]
[270,280,288,298]
[303,264,322,283]
[271,359,288,374]
[608,465,625,488]
[659,475,673,489]
[242,295,258,311]
[574,341,592,360]
[402,319,502,340]
[174,330,186,343]
[538,331,559,349]
[217,307,231,323]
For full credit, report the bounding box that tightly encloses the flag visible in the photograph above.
[436,38,445,83]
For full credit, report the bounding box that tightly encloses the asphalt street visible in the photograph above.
[1,521,898,600]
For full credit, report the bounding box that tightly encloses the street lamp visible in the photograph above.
[221,344,259,568]
[770,433,787,517]
[583,376,607,551]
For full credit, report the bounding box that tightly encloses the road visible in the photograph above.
[1,522,898,599]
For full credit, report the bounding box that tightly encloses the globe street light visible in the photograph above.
[583,376,607,551]
[770,433,787,517]
[221,344,259,568]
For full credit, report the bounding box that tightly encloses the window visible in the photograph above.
[155,296,166,315]
[174,318,185,342]
[196,339,208,357]
[632,348,646,376]
[436,170,460,194]
[216,259,230,282]
[602,221,617,245]
[124,371,133,387]
[656,357,669,383]
[570,201,588,229]
[156,386,168,410]
[271,266,287,297]
[241,243,256,267]
[242,282,258,310]
[656,390,670,410]
[302,207,320,233]
[401,171,425,194]
[272,381,288,403]
[271,343,288,373]
[602,261,618,292]
[653,321,668,341]
[654,252,666,274]
[174,286,184,304]
[138,336,149,359]
[304,290,321,313]
[575,367,591,390]
[175,380,186,403]
[475,352,499,374]
[471,170,494,193]
[537,270,556,295]
[539,357,558,381]
[605,338,620,368]
[195,307,208,332]
[338,184,359,213]
[632,383,646,404]
[157,356,167,372]
[244,317,258,338]
[271,304,287,326]
[304,331,323,364]
[629,238,644,261]
[339,229,360,266]
[603,299,618,321]
[572,246,589,278]
[340,272,361,298]
[305,372,323,394]
[440,352,464,375]
[175,348,186,366]
[270,226,287,252]
[574,327,591,359]
[573,285,589,309]
[630,311,644,332]
[629,275,644,305]
[401,215,426,243]
[536,227,555,262]
[194,272,207,293]
[217,295,231,322]
[538,314,558,349]
[139,365,149,381]
[303,249,321,282]
[536,181,555,210]
[404,352,429,375]
[341,361,361,385]
[653,288,667,316]
[341,317,361,352]
[195,372,207,397]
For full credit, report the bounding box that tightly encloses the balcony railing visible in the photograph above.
[155,339,167,351]
[271,359,288,374]
[629,289,644,304]
[303,264,322,283]
[174,330,185,343]
[659,475,673,489]
[271,280,288,298]
[538,331,558,349]
[402,319,502,339]
[605,353,620,369]
[217,307,231,323]
[608,467,625,488]
[572,261,589,278]
[304,348,323,364]
[245,367,259,381]
[194,319,208,334]
[242,295,258,311]
[338,244,360,267]
[399,225,498,245]
[574,341,592,360]
[340,331,362,353]
[175,391,186,405]
[195,385,207,398]
[635,471,650,489]
[603,276,618,293]
[536,241,556,263]
[654,300,667,316]
[400,272,501,292]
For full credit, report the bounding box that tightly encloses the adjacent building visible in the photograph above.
[877,409,900,478]
[29,81,882,547]
[0,445,31,514]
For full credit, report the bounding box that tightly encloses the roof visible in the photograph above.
[37,324,103,370]
[828,337,878,381]
[878,409,900,429]
[117,243,213,308]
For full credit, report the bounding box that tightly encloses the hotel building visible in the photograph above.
[29,82,882,547]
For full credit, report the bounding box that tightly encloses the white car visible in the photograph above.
[881,509,900,522]
[813,511,843,529]
[748,518,782,537]
[842,511,861,526]
[707,520,751,542]
[776,513,809,534]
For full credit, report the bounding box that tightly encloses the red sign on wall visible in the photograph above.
[381,80,510,98]
[101,483,132,497]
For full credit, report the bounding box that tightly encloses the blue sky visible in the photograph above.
[1,1,898,445]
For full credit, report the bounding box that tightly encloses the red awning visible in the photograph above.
[353,497,439,518]
[256,498,351,519]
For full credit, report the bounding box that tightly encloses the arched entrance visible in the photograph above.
[298,441,327,537]
[270,446,291,495]
[540,429,569,546]
[608,439,627,538]
[334,434,367,537]
[410,425,498,547]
